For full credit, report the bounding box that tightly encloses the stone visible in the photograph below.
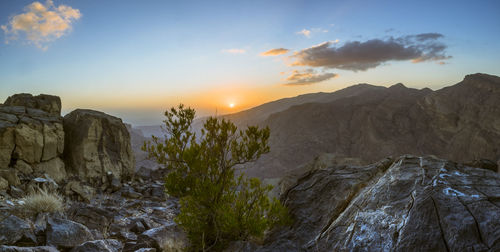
[130,221,146,234]
[0,169,20,186]
[0,126,15,169]
[0,177,8,191]
[67,204,115,234]
[41,123,64,161]
[65,181,96,202]
[9,186,25,198]
[33,158,66,183]
[0,215,36,245]
[4,94,61,116]
[133,249,156,252]
[254,155,500,251]
[14,124,43,164]
[121,185,142,199]
[14,160,33,175]
[46,218,93,249]
[71,239,123,252]
[63,109,135,184]
[0,112,18,124]
[0,246,59,252]
[28,176,59,193]
[137,223,187,251]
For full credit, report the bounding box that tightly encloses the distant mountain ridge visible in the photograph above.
[230,73,500,178]
[131,73,500,178]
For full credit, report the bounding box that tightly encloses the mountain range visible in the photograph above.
[131,73,500,178]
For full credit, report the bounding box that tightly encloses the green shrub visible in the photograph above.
[143,104,290,251]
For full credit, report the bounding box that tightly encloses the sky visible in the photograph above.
[0,0,499,125]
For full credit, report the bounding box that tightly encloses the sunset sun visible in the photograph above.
[229,103,235,108]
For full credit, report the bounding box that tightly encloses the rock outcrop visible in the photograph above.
[63,109,135,184]
[0,94,66,191]
[4,94,61,116]
[0,93,135,201]
[249,155,500,251]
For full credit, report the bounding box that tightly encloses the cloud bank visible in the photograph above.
[1,0,81,49]
[290,33,451,71]
[284,69,338,86]
[260,48,289,56]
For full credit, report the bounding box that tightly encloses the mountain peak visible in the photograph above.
[463,73,500,83]
[389,83,407,89]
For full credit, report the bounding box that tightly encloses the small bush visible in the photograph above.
[17,189,63,216]
[143,104,291,251]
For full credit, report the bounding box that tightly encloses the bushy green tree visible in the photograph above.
[143,104,290,251]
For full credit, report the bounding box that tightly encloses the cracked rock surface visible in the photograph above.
[251,155,500,251]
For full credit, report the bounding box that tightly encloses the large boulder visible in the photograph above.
[46,218,93,249]
[0,94,65,187]
[137,223,187,251]
[0,215,36,245]
[63,109,134,184]
[4,94,61,116]
[254,155,500,251]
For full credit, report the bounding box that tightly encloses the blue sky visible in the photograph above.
[1,0,499,125]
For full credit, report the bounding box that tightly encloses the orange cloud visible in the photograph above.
[221,48,246,54]
[260,48,289,56]
[284,69,338,86]
[1,0,81,49]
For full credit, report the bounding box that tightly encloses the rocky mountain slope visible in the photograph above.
[234,155,500,251]
[0,94,186,251]
[233,73,500,178]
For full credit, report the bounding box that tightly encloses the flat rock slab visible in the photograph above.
[256,155,500,251]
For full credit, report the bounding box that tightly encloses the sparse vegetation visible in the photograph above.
[17,189,64,216]
[143,104,291,251]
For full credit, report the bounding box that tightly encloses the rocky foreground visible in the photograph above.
[0,94,184,251]
[1,93,499,251]
[237,155,500,251]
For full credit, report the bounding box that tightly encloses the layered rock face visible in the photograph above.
[252,155,500,251]
[0,94,66,184]
[64,109,135,184]
[0,94,135,199]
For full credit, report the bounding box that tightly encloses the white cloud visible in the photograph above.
[296,29,311,38]
[2,0,81,49]
[296,27,329,38]
[221,48,246,54]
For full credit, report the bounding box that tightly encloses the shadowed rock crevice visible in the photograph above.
[430,196,451,252]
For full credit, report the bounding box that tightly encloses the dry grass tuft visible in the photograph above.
[17,189,64,216]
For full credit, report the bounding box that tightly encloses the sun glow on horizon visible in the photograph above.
[229,103,235,108]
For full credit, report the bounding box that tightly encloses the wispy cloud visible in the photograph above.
[1,0,81,50]
[296,28,328,38]
[290,33,451,71]
[283,69,338,86]
[296,29,311,38]
[221,48,246,54]
[260,48,289,56]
